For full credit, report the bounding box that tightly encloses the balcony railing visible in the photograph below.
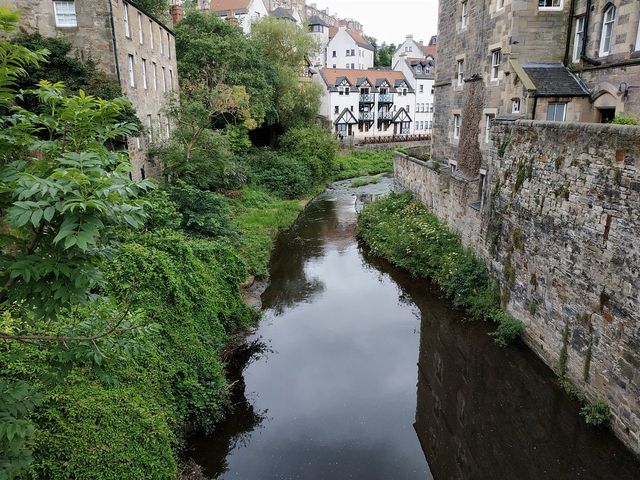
[359,112,375,121]
[359,93,375,103]
[378,111,393,120]
[378,93,393,103]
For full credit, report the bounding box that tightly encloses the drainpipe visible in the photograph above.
[107,0,122,87]
[580,0,601,65]
[563,0,577,66]
[532,95,538,121]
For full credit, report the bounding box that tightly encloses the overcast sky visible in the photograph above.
[311,0,439,45]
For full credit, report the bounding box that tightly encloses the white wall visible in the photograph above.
[234,0,269,34]
[392,36,423,68]
[327,28,373,69]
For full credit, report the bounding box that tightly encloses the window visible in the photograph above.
[127,54,135,87]
[124,4,131,38]
[152,62,157,90]
[485,114,495,143]
[636,19,640,51]
[157,114,162,139]
[351,49,356,56]
[457,59,464,86]
[497,0,505,10]
[332,64,337,68]
[546,103,566,121]
[345,87,350,95]
[491,49,501,80]
[461,1,468,29]
[334,106,339,114]
[166,117,171,138]
[453,114,461,139]
[406,105,410,113]
[311,24,323,33]
[419,84,424,93]
[512,98,521,113]
[162,66,166,93]
[135,137,141,151]
[346,49,350,56]
[53,1,77,27]
[573,17,585,62]
[169,69,174,91]
[138,13,143,44]
[538,0,562,9]
[332,50,336,57]
[159,28,164,55]
[146,114,152,142]
[599,6,616,56]
[141,59,147,89]
[149,20,154,49]
[167,32,171,59]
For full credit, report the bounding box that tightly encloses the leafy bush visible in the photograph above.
[242,149,313,199]
[611,115,639,125]
[580,401,611,426]
[280,126,338,182]
[334,150,394,180]
[358,192,526,346]
[168,183,235,238]
[488,311,526,347]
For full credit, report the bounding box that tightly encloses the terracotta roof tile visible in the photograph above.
[210,0,253,13]
[319,68,410,88]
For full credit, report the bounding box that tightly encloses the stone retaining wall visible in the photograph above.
[395,120,640,456]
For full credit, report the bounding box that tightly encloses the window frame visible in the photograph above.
[149,20,154,49]
[141,58,147,90]
[461,1,468,29]
[538,0,563,11]
[127,54,135,87]
[636,19,640,51]
[599,5,616,57]
[485,113,495,143]
[124,4,131,38]
[152,62,158,91]
[137,12,144,45]
[456,59,464,86]
[490,49,501,81]
[512,98,521,113]
[53,1,78,28]
[497,0,505,11]
[546,103,566,122]
[453,114,461,139]
[573,16,585,62]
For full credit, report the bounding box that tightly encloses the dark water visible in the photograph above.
[190,178,639,479]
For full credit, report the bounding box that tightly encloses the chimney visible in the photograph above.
[170,4,184,26]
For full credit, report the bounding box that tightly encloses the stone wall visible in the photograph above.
[395,120,640,456]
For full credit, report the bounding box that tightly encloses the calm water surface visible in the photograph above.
[190,178,639,479]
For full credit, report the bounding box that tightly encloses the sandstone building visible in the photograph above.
[15,0,179,180]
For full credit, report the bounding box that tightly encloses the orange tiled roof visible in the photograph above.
[210,0,253,13]
[319,68,409,86]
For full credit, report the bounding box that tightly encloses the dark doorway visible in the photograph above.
[599,108,616,123]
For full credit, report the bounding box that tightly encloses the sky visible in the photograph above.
[311,0,439,46]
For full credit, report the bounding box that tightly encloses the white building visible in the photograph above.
[395,58,435,135]
[307,14,329,67]
[392,34,437,70]
[205,0,268,34]
[315,68,416,140]
[326,26,374,69]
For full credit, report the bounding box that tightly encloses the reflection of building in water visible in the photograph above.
[411,288,640,479]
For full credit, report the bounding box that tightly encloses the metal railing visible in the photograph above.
[359,134,431,145]
[359,112,375,121]
[378,93,394,103]
[359,93,375,103]
[378,111,393,120]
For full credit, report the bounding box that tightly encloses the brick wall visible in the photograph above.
[395,120,640,456]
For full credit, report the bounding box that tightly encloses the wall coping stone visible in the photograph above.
[492,119,640,138]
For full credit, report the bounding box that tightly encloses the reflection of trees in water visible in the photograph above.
[364,250,640,479]
[188,339,270,479]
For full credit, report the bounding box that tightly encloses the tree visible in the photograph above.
[365,35,396,67]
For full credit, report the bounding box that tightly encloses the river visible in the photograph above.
[189,177,639,479]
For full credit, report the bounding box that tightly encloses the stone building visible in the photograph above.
[15,0,179,180]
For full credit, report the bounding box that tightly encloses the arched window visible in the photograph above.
[599,5,616,56]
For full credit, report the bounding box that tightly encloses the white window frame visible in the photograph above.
[146,114,153,142]
[547,103,566,122]
[538,0,563,11]
[159,28,164,55]
[157,113,162,139]
[573,16,585,62]
[162,66,167,93]
[497,0,505,11]
[141,58,147,90]
[124,4,131,38]
[137,12,143,44]
[491,49,501,81]
[453,114,461,139]
[485,114,495,143]
[167,32,171,59]
[599,6,616,57]
[169,69,174,91]
[636,19,640,51]
[127,54,135,87]
[152,62,158,91]
[461,1,468,29]
[53,1,77,28]
[457,59,464,86]
[512,98,521,113]
[149,20,154,50]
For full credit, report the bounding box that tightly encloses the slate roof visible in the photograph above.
[307,14,328,27]
[522,63,590,97]
[406,58,435,79]
[271,6,296,21]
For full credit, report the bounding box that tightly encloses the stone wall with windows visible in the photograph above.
[395,119,640,456]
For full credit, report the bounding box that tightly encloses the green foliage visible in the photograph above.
[168,183,235,238]
[223,124,252,154]
[140,189,182,231]
[280,126,338,182]
[132,0,169,18]
[580,401,611,426]
[241,149,312,199]
[333,150,394,180]
[489,311,526,347]
[611,114,639,125]
[351,176,381,188]
[358,193,525,346]
[365,36,396,67]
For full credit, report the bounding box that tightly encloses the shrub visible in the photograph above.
[489,311,526,347]
[611,114,639,125]
[242,150,313,199]
[280,126,338,182]
[334,150,394,180]
[580,401,611,426]
[168,183,235,238]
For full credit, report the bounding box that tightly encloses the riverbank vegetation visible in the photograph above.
[357,193,525,346]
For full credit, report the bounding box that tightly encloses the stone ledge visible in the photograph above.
[493,119,640,138]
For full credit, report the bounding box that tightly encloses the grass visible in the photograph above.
[333,150,395,180]
[351,176,381,188]
[228,186,304,277]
